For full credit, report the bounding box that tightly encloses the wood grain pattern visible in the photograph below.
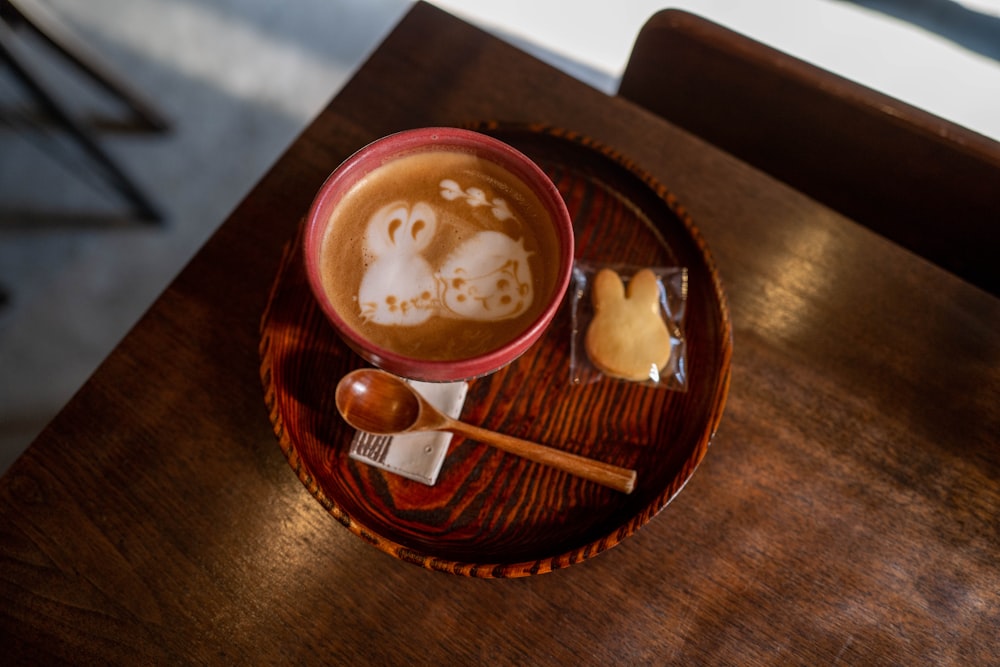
[1,3,997,664]
[260,125,731,576]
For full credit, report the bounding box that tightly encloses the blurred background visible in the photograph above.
[2,0,999,473]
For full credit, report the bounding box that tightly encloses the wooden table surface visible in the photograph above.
[2,3,997,664]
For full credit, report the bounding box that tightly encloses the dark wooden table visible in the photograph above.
[2,3,997,664]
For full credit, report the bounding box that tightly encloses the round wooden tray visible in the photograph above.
[259,124,732,577]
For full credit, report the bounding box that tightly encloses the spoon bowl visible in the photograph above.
[335,368,426,434]
[335,369,637,494]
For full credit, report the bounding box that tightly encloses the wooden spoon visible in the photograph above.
[335,369,637,494]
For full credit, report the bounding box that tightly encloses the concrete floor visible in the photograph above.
[2,0,999,474]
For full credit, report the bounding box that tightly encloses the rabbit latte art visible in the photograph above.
[319,149,562,361]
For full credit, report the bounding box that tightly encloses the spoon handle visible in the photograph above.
[448,421,637,494]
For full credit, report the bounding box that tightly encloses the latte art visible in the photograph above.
[319,148,562,362]
[357,181,534,326]
[358,201,439,326]
[437,230,532,320]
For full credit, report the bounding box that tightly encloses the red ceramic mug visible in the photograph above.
[304,127,574,382]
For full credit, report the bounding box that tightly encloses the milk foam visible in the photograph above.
[358,178,534,326]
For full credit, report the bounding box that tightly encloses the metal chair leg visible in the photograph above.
[1,20,161,222]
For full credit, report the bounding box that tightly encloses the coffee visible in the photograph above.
[318,147,563,361]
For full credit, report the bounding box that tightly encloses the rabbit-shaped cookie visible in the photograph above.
[358,201,439,325]
[438,231,533,321]
[585,268,672,381]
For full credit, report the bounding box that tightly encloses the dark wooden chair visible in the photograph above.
[619,9,1000,296]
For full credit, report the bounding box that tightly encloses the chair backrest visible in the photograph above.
[619,9,1000,296]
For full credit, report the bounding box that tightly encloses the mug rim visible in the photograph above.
[303,126,574,382]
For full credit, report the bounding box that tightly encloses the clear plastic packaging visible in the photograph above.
[570,262,688,389]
